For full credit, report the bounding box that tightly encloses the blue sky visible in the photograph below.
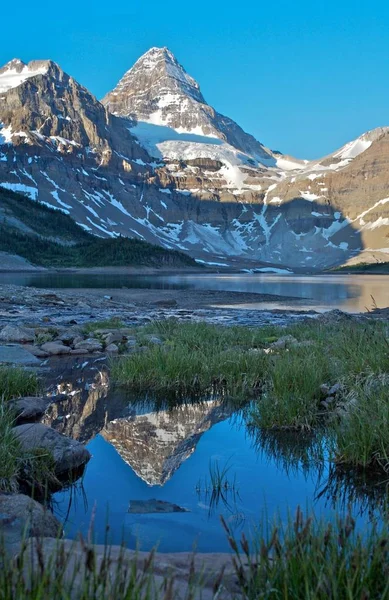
[1,1,389,158]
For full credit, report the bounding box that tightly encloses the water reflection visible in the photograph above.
[4,272,389,312]
[42,358,389,552]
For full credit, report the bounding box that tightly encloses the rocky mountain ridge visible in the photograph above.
[0,49,388,269]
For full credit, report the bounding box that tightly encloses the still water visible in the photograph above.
[2,271,389,312]
[46,361,386,553]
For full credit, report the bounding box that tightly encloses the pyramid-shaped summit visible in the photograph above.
[102,47,273,161]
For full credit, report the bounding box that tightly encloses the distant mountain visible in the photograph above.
[0,49,388,269]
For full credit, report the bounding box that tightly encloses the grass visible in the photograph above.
[112,318,389,471]
[2,509,389,598]
[82,317,126,334]
[222,508,389,600]
[330,375,389,471]
[0,367,58,495]
[112,321,272,400]
[0,400,22,492]
[0,366,39,401]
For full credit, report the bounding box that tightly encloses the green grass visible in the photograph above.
[112,319,389,471]
[112,321,272,400]
[330,374,389,471]
[82,317,126,334]
[2,509,389,599]
[0,400,22,492]
[0,366,39,401]
[222,508,389,600]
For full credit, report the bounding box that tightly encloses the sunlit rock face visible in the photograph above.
[1,50,388,268]
[101,401,234,486]
[41,358,234,485]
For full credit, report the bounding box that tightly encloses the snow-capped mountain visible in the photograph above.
[0,49,388,269]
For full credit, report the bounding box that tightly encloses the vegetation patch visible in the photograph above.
[112,318,389,471]
[82,317,125,334]
[0,366,39,401]
[0,189,197,268]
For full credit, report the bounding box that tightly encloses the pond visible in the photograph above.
[43,358,386,553]
[3,271,389,312]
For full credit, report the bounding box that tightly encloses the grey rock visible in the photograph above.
[23,345,49,358]
[72,336,84,346]
[12,423,91,475]
[143,334,163,345]
[70,348,89,355]
[106,343,119,353]
[0,494,61,543]
[328,383,342,396]
[269,335,298,350]
[9,396,50,424]
[0,325,35,343]
[0,345,40,365]
[104,331,125,345]
[40,342,71,355]
[74,338,103,352]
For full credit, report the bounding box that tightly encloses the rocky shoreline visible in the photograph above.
[1,281,388,597]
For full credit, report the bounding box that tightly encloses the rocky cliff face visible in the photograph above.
[0,50,388,269]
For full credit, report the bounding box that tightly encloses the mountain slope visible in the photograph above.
[0,187,197,268]
[0,49,387,269]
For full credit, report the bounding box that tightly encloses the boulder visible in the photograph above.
[269,335,298,350]
[104,332,125,345]
[143,334,163,345]
[40,342,71,356]
[12,423,91,475]
[23,345,49,358]
[0,493,61,543]
[0,345,41,365]
[0,325,35,343]
[106,343,119,353]
[74,338,103,352]
[9,396,51,424]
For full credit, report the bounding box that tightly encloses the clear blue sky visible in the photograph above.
[2,0,389,159]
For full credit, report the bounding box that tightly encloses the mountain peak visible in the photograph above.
[0,58,56,93]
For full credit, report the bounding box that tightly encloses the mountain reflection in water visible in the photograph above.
[43,357,389,552]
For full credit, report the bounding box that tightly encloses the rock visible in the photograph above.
[104,331,125,345]
[0,494,61,545]
[72,336,84,346]
[317,310,354,324]
[128,499,189,514]
[269,335,298,350]
[143,334,163,345]
[328,383,342,396]
[74,338,103,352]
[40,342,71,355]
[320,383,330,396]
[152,299,178,308]
[0,325,35,343]
[12,423,91,475]
[0,345,41,365]
[18,537,243,600]
[106,343,119,353]
[70,348,89,355]
[9,396,51,424]
[126,337,137,347]
[57,331,79,345]
[23,345,49,358]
